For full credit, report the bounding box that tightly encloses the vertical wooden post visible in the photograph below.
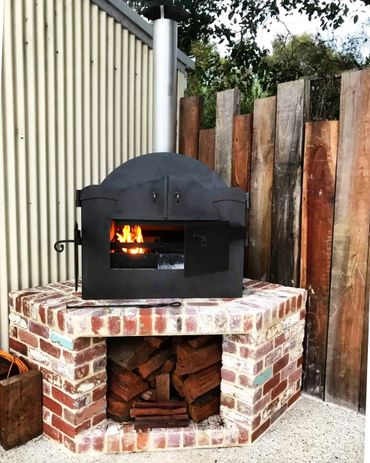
[359,242,369,412]
[198,128,215,170]
[232,114,252,191]
[248,96,276,280]
[270,79,310,286]
[215,88,240,186]
[300,121,338,398]
[178,96,203,158]
[326,69,370,409]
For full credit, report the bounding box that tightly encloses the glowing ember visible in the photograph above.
[116,225,146,254]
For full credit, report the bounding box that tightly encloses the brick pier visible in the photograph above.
[8,279,306,453]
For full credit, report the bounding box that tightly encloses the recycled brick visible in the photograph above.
[43,422,61,441]
[18,328,38,348]
[63,343,106,365]
[222,339,236,354]
[270,403,288,424]
[108,316,121,335]
[106,435,120,453]
[151,431,166,449]
[52,386,90,410]
[92,435,105,452]
[288,390,301,407]
[154,314,167,334]
[139,309,153,335]
[57,310,65,331]
[185,316,197,333]
[167,431,181,448]
[63,398,106,426]
[64,435,77,453]
[263,373,280,395]
[251,419,270,442]
[211,430,224,445]
[288,367,302,385]
[238,428,249,445]
[52,414,79,438]
[221,393,235,409]
[183,429,196,447]
[29,320,50,339]
[273,353,289,375]
[92,411,106,426]
[136,431,150,451]
[197,430,210,446]
[9,337,28,356]
[221,368,236,383]
[122,432,135,452]
[43,395,63,416]
[91,316,105,335]
[271,379,288,400]
[40,339,61,358]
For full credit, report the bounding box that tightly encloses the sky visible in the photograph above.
[218,0,370,57]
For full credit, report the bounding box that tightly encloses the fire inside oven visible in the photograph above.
[110,220,185,270]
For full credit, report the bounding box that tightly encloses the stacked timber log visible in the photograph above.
[107,335,222,427]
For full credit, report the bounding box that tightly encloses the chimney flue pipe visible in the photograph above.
[143,5,188,153]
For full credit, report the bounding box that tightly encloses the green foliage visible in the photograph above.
[128,0,369,123]
[262,33,361,94]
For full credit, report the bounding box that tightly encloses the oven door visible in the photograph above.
[184,221,244,277]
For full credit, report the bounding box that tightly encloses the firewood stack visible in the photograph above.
[107,335,222,428]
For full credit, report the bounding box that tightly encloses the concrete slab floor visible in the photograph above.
[0,394,365,463]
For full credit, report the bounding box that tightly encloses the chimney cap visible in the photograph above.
[142,4,189,22]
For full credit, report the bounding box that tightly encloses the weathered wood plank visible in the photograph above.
[248,96,276,280]
[300,121,338,398]
[359,239,369,412]
[215,89,240,186]
[231,114,252,191]
[325,69,370,409]
[0,370,42,450]
[198,128,215,170]
[270,79,310,286]
[179,96,203,159]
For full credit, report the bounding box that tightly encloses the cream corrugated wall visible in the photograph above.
[0,0,186,349]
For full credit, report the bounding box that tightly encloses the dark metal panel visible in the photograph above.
[184,222,229,277]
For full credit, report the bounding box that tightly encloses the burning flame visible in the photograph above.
[116,225,145,255]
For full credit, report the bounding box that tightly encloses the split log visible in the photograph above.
[144,337,165,349]
[156,373,170,401]
[137,348,172,379]
[109,369,148,402]
[187,335,217,349]
[171,371,185,398]
[176,341,222,375]
[135,414,189,422]
[183,363,221,403]
[132,400,187,410]
[131,407,188,418]
[160,357,176,374]
[108,337,156,371]
[188,389,220,423]
[134,420,189,430]
[107,393,133,421]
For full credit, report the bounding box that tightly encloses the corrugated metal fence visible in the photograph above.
[0,0,187,348]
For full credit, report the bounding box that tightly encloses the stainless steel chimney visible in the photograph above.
[143,5,188,153]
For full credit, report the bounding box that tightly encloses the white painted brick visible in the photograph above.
[282,312,301,330]
[9,312,28,329]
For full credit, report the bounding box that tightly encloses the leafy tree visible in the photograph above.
[187,34,365,125]
[262,33,361,94]
[128,0,368,55]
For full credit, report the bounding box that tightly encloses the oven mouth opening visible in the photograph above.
[110,220,185,270]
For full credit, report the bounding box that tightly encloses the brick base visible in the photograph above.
[8,279,306,454]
